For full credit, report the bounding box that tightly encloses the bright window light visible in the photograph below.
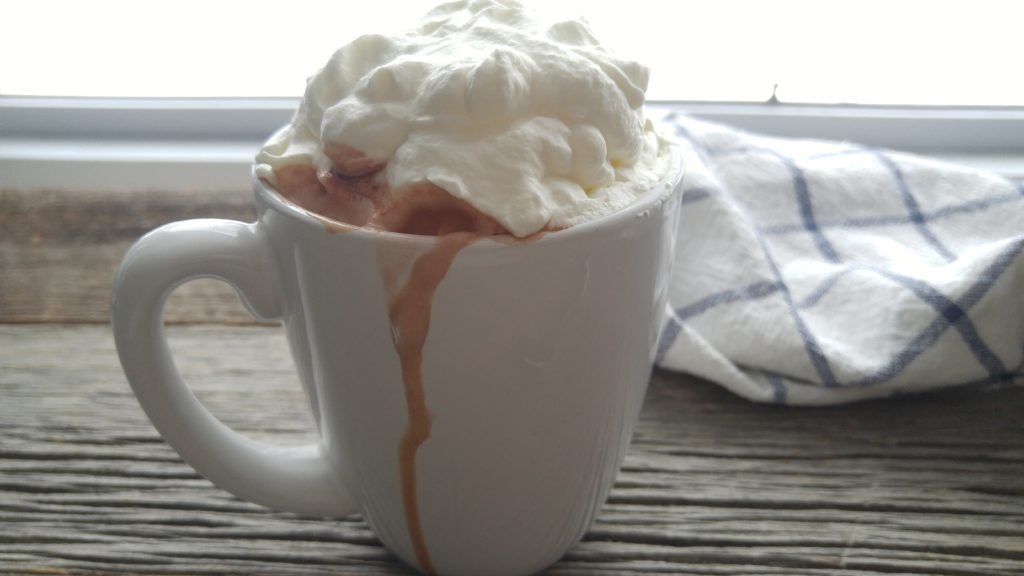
[2,0,1022,105]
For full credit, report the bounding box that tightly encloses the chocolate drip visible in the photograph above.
[387,232,476,575]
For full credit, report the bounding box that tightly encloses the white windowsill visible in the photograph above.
[0,139,256,191]
[2,97,1022,191]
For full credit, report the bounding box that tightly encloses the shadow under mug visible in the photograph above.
[112,146,683,576]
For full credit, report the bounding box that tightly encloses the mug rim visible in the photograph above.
[252,141,683,246]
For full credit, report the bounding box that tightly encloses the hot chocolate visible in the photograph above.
[254,1,672,573]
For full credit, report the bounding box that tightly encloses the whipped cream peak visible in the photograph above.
[257,0,668,237]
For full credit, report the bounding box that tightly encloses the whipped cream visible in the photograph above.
[257,0,669,237]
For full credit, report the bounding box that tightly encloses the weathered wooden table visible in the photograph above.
[2,187,1023,575]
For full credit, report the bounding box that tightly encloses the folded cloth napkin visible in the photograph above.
[654,111,1024,405]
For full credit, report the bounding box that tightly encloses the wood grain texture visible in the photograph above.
[0,187,257,324]
[2,325,1022,575]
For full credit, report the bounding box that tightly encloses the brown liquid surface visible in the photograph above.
[272,163,509,237]
[385,232,477,575]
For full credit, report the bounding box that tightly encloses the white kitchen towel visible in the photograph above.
[654,111,1024,405]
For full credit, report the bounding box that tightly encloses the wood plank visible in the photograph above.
[1,325,1022,575]
[0,187,257,324]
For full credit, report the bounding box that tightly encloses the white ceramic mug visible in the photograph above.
[111,147,683,576]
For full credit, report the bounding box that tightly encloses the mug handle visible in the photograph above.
[111,218,356,517]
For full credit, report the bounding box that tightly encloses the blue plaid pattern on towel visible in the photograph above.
[654,111,1024,405]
